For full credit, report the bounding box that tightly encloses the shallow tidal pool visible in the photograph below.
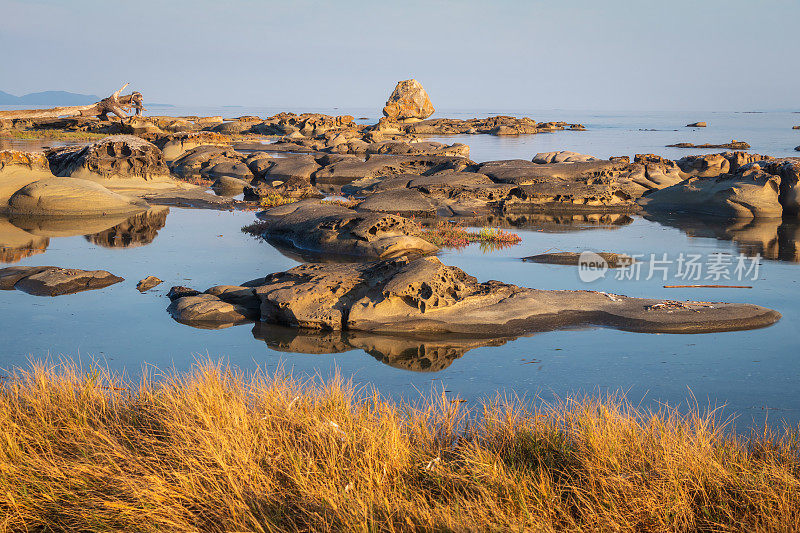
[1,205,799,431]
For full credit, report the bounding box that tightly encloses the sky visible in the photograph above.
[1,0,798,112]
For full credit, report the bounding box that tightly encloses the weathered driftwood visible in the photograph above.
[0,84,144,120]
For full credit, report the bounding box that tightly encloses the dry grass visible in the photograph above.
[0,129,108,141]
[0,359,799,532]
[419,220,522,251]
[321,197,359,209]
[260,193,296,209]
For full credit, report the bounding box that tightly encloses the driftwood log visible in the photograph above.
[0,84,144,121]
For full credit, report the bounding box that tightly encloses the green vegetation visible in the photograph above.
[0,359,798,531]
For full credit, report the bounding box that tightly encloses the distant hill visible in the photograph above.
[0,90,101,106]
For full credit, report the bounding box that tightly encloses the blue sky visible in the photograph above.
[1,0,797,111]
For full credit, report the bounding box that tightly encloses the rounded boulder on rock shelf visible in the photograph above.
[5,178,150,216]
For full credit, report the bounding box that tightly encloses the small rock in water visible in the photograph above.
[167,286,200,301]
[685,121,707,127]
[137,276,163,292]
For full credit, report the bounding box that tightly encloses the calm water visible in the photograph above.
[2,108,799,430]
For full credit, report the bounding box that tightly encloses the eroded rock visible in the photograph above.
[248,200,438,259]
[46,135,175,189]
[382,79,435,122]
[172,256,780,334]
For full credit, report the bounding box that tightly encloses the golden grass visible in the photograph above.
[0,129,108,141]
[0,359,798,532]
[260,193,296,209]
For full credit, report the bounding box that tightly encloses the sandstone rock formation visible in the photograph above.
[0,150,54,204]
[382,79,435,123]
[46,135,175,189]
[5,178,150,217]
[686,122,708,127]
[0,266,123,296]
[532,151,601,164]
[168,256,780,334]
[638,165,782,218]
[247,200,438,259]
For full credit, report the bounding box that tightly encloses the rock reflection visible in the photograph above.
[446,212,633,232]
[1,207,170,263]
[252,322,516,372]
[85,207,169,248]
[0,217,49,263]
[643,211,800,262]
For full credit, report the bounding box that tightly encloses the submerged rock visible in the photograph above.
[382,79,435,123]
[667,140,750,150]
[0,265,123,296]
[249,200,438,259]
[170,256,780,334]
[522,252,635,268]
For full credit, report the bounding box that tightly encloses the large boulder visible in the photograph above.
[0,265,123,296]
[249,200,438,259]
[173,256,780,334]
[5,178,149,216]
[45,135,175,190]
[0,150,54,204]
[382,79,435,123]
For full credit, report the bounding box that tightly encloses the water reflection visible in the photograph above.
[422,212,634,232]
[85,207,169,248]
[643,211,800,262]
[252,323,517,372]
[0,207,170,263]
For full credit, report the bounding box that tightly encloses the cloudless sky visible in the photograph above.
[1,0,797,111]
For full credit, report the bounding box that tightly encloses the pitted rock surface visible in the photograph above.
[250,200,438,259]
[170,256,781,335]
